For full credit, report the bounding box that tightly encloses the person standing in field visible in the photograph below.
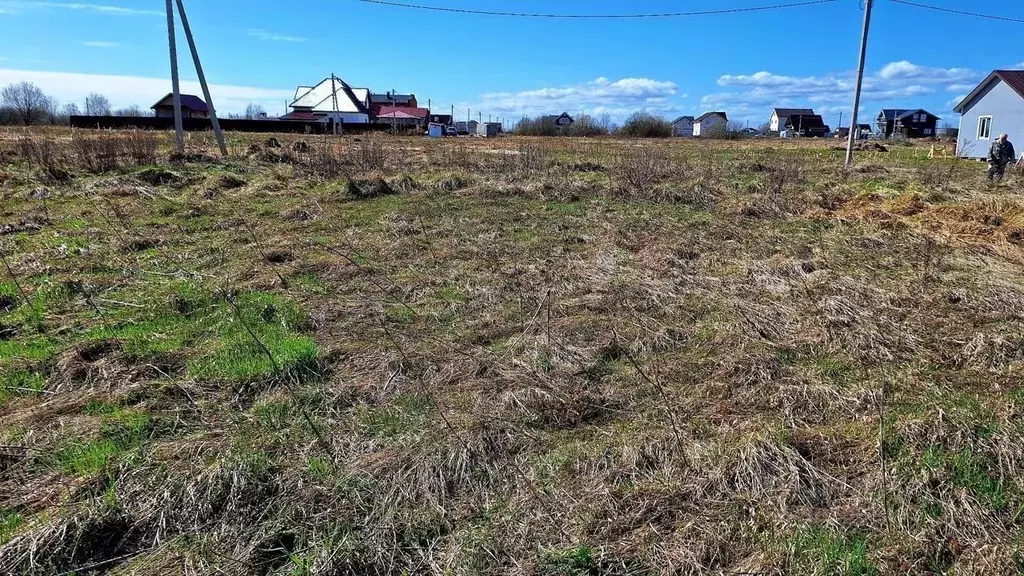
[988,133,1016,181]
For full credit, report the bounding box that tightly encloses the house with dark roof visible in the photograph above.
[370,92,418,115]
[693,112,727,137]
[782,114,830,137]
[671,116,694,137]
[875,108,939,138]
[151,93,208,118]
[770,108,813,133]
[282,76,371,123]
[953,70,1024,159]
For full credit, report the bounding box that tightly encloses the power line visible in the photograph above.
[890,0,1024,24]
[353,0,837,19]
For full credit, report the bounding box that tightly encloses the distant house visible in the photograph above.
[770,108,813,132]
[693,112,727,137]
[477,122,502,137]
[370,92,418,116]
[856,123,872,138]
[282,76,371,124]
[876,109,939,138]
[671,116,694,137]
[953,69,1024,159]
[783,114,830,137]
[151,93,208,118]
[377,106,429,127]
[429,114,454,126]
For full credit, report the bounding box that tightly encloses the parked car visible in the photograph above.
[446,126,458,136]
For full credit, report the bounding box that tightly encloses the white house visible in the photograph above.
[770,108,813,132]
[953,69,1024,159]
[693,112,728,137]
[282,76,371,123]
[671,116,694,137]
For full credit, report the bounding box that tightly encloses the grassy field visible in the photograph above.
[1,128,1023,575]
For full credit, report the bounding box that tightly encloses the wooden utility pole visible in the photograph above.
[845,0,873,167]
[165,0,184,154]
[175,0,226,156]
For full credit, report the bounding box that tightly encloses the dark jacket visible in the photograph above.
[989,139,1016,165]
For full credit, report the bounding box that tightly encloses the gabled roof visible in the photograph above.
[785,114,826,129]
[371,93,414,104]
[290,77,370,115]
[878,108,937,121]
[953,70,1024,113]
[377,106,429,119]
[151,93,208,112]
[671,116,694,124]
[772,107,813,118]
[857,123,872,131]
[696,111,727,123]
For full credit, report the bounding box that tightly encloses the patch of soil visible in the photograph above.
[566,161,606,172]
[282,208,315,221]
[136,167,183,186]
[122,236,161,252]
[265,248,295,264]
[216,173,247,189]
[56,339,125,385]
[346,178,396,200]
[170,152,218,163]
[0,323,18,340]
[0,217,44,236]
[436,176,469,192]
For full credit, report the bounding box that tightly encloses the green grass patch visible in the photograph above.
[922,446,1008,510]
[785,525,877,576]
[0,511,25,545]
[41,407,151,476]
[358,394,434,438]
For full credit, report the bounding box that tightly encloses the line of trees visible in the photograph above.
[513,110,765,139]
[0,82,150,126]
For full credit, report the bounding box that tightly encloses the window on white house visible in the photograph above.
[978,116,992,139]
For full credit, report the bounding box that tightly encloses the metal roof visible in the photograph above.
[377,106,429,119]
[290,77,370,114]
[671,116,694,124]
[695,111,727,122]
[772,108,813,117]
[151,93,208,112]
[878,108,937,121]
[953,70,1024,113]
[371,93,414,104]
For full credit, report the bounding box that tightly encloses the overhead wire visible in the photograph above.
[889,0,1024,24]
[352,0,837,19]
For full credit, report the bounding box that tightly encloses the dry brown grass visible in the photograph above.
[0,128,1022,575]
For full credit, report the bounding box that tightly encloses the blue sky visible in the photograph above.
[0,0,1021,125]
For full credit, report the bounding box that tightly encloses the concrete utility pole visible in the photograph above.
[845,0,873,167]
[175,0,226,156]
[165,0,184,154]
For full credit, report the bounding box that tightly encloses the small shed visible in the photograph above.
[428,123,445,138]
[477,122,501,137]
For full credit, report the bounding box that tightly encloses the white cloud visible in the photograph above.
[0,68,292,114]
[247,29,307,43]
[83,41,119,48]
[3,1,162,15]
[702,61,981,124]
[470,76,685,121]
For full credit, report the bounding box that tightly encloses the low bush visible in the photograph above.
[618,111,672,138]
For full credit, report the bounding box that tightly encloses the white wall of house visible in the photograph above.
[694,115,726,137]
[769,111,782,132]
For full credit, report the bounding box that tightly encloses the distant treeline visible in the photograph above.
[513,111,676,138]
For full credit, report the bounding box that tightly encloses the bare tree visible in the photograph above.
[244,103,266,119]
[85,92,111,116]
[62,102,81,117]
[1,82,51,125]
[113,105,144,117]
